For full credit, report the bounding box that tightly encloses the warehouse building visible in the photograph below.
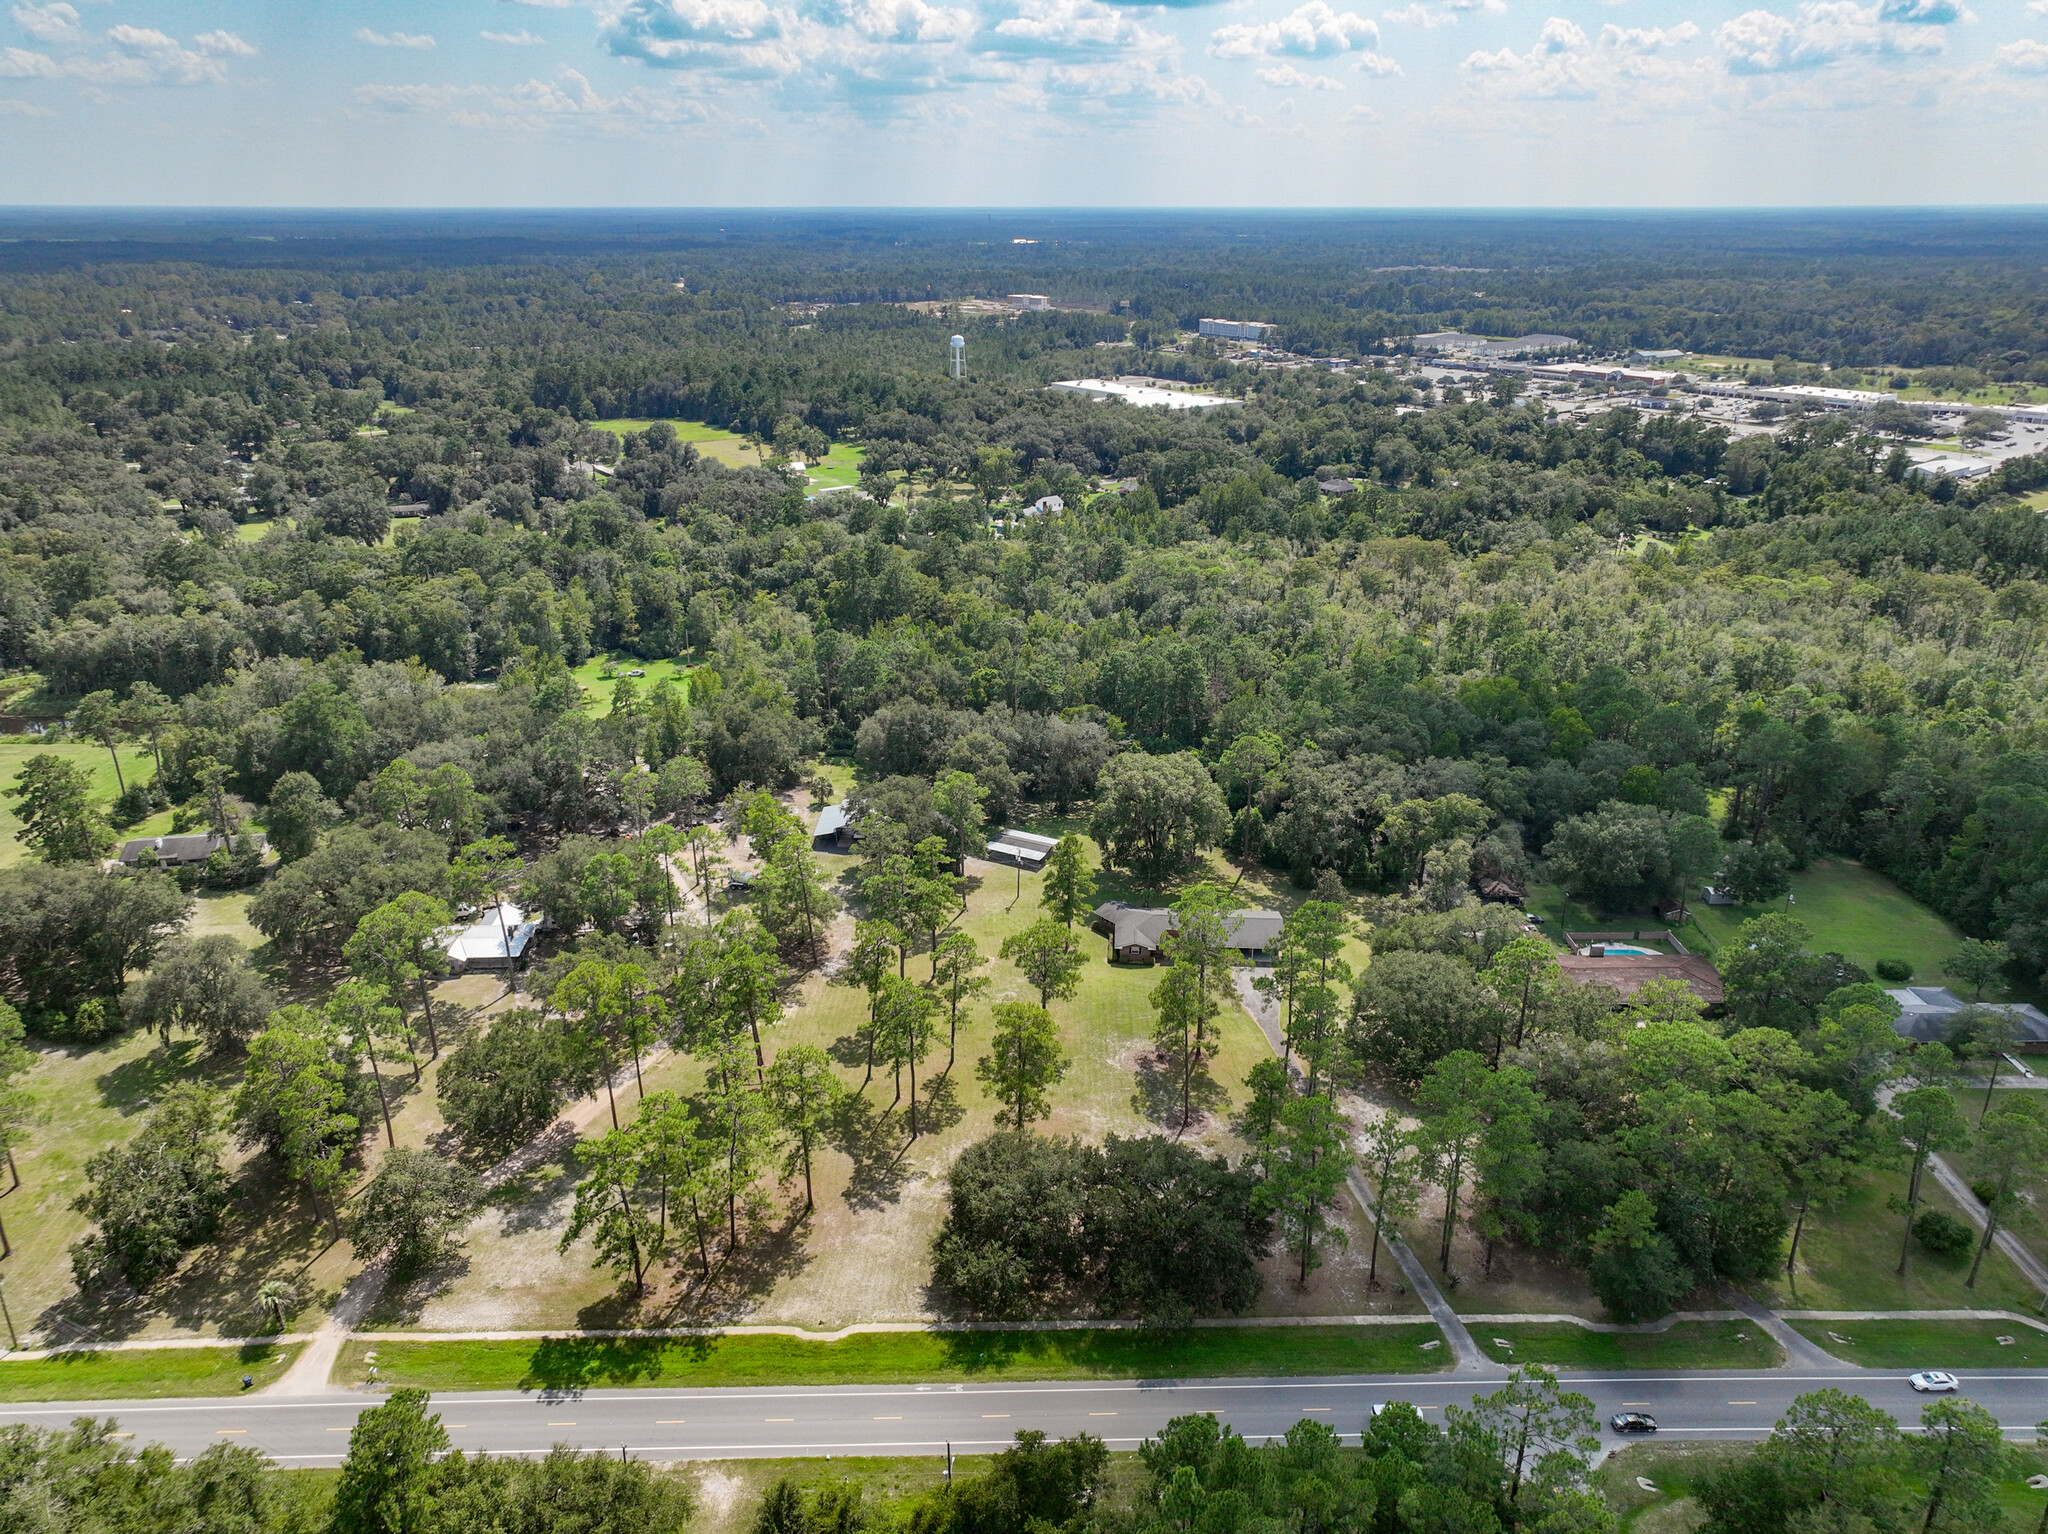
[1048,378,1239,410]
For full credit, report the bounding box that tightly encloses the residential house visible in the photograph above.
[1555,951,1725,1009]
[1886,987,2048,1051]
[118,831,266,868]
[1090,901,1284,965]
[441,902,541,975]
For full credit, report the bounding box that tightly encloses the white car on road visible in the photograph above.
[1908,1371,1960,1393]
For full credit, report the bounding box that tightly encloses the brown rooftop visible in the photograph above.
[1555,952,1724,1008]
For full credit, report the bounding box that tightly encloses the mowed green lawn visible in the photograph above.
[565,655,696,717]
[337,1324,1447,1392]
[0,1343,299,1401]
[1475,1322,1782,1372]
[1532,858,1974,993]
[1790,1318,2048,1370]
[1759,1163,2040,1314]
[0,738,157,869]
[588,418,865,490]
[1685,859,1974,990]
[589,418,764,470]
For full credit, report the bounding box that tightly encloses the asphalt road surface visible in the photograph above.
[4,1369,2045,1465]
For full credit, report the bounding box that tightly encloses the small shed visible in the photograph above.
[813,802,855,851]
[1023,495,1064,517]
[985,829,1059,869]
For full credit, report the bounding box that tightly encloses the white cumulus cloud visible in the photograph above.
[1383,4,1459,26]
[5,25,258,84]
[1463,13,1708,97]
[357,28,437,48]
[1256,60,1345,82]
[990,0,1160,55]
[1716,2,1949,71]
[483,29,547,43]
[1993,35,2048,68]
[11,3,80,43]
[1210,0,1379,58]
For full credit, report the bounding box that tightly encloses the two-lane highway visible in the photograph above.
[4,1369,2044,1465]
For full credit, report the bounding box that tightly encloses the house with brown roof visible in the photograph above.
[1555,951,1725,1009]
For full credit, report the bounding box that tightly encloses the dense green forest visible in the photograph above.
[6,215,2048,1358]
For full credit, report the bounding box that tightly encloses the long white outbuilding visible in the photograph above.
[1048,378,1241,410]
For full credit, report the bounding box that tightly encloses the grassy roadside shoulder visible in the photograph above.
[1474,1322,1784,1372]
[336,1324,1449,1392]
[1789,1319,2048,1370]
[0,1343,301,1401]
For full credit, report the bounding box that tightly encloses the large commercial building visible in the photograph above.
[1198,318,1274,341]
[1692,382,1894,410]
[1006,294,1051,311]
[1048,378,1240,410]
[1410,331,1579,359]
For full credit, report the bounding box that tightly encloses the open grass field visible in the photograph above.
[1531,858,1977,994]
[1949,1087,2048,1260]
[1686,859,1976,989]
[0,737,156,869]
[0,1343,300,1401]
[587,418,866,491]
[1474,1322,1783,1372]
[565,654,696,716]
[1790,1318,2048,1369]
[803,442,866,490]
[1594,1442,1726,1533]
[0,1023,363,1341]
[2023,489,2048,511]
[589,418,765,471]
[383,826,1411,1336]
[335,1323,1447,1392]
[677,1455,1031,1534]
[1758,1162,2041,1314]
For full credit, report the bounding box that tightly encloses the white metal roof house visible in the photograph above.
[442,902,541,974]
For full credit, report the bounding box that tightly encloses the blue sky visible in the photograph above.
[0,0,2043,204]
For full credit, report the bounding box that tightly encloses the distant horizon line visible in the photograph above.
[2,204,2047,216]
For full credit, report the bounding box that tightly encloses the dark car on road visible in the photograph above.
[1609,1412,1657,1433]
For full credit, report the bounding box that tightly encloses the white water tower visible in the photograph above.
[949,334,965,379]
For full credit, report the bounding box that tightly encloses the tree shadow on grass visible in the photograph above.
[1130,1049,1226,1136]
[94,1037,235,1115]
[518,1332,717,1393]
[565,1208,814,1334]
[827,1028,876,1076]
[42,1153,346,1345]
[912,1070,965,1139]
[831,1092,910,1210]
[364,1249,473,1328]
